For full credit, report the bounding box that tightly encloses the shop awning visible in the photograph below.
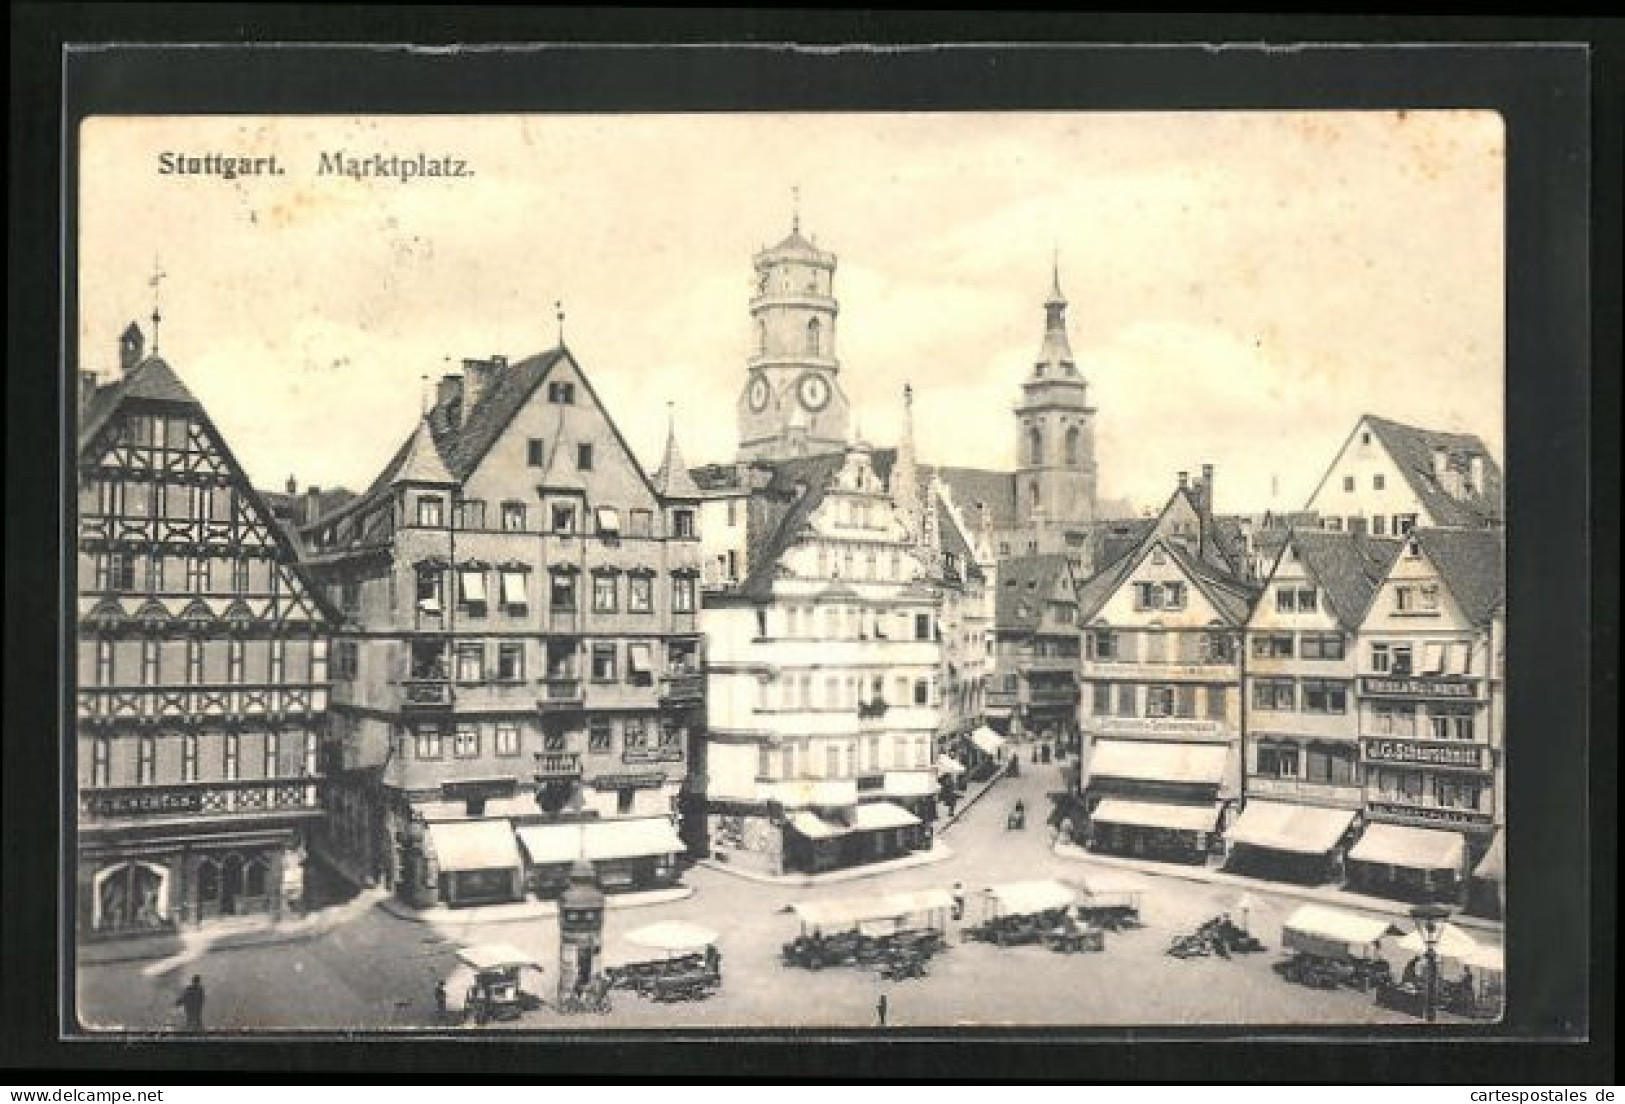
[789,811,849,840]
[1226,801,1358,855]
[1090,798,1220,834]
[936,754,967,776]
[1087,739,1228,786]
[499,570,528,606]
[1473,830,1504,883]
[883,770,936,798]
[515,823,582,866]
[883,888,955,915]
[1395,921,1480,963]
[581,817,683,862]
[428,820,523,873]
[1347,822,1467,872]
[1282,904,1399,950]
[1462,942,1504,975]
[851,801,921,832]
[456,942,541,971]
[969,726,1006,756]
[459,567,487,604]
[790,897,879,929]
[986,879,1076,916]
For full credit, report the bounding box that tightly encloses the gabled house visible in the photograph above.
[987,554,1082,755]
[1304,414,1503,535]
[297,345,701,907]
[1228,530,1402,884]
[1073,468,1260,863]
[1346,526,1505,904]
[75,322,337,937]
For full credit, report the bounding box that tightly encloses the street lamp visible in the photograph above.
[1409,901,1452,1023]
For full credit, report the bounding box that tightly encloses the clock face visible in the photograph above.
[797,372,832,413]
[747,374,771,412]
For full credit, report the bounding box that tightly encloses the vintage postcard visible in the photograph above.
[71,101,1517,1035]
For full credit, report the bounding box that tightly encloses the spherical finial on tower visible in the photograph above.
[791,185,801,235]
[555,300,566,346]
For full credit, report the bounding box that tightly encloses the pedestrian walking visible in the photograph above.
[876,993,888,1027]
[175,974,206,1033]
[951,880,966,922]
[433,979,448,1019]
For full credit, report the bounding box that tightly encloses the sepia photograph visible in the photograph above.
[65,102,1527,1035]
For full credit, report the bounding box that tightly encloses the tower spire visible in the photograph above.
[555,300,566,347]
[148,258,167,355]
[892,382,923,545]
[791,185,801,235]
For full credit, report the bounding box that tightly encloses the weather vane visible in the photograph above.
[148,258,168,353]
[556,300,566,346]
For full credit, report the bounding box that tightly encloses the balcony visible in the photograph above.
[1021,655,1081,674]
[538,677,584,711]
[1023,683,1081,706]
[533,751,583,778]
[623,742,685,765]
[400,679,452,710]
[660,671,706,705]
[80,778,321,821]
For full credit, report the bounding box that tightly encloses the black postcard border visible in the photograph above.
[6,7,1615,1084]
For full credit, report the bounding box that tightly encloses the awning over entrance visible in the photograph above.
[1087,740,1227,786]
[1473,829,1504,882]
[515,823,582,866]
[969,726,1006,756]
[1347,822,1467,872]
[789,812,849,840]
[882,770,935,798]
[1227,801,1358,855]
[851,801,921,832]
[1090,798,1220,834]
[582,817,684,862]
[428,820,523,874]
[935,754,967,776]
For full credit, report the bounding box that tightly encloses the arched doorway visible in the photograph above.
[94,860,169,932]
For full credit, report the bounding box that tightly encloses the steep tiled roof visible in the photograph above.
[1075,546,1142,623]
[393,416,458,486]
[79,357,199,451]
[738,453,846,601]
[426,347,571,479]
[995,554,1072,631]
[1413,528,1505,626]
[1364,414,1503,527]
[930,465,1021,532]
[653,420,702,500]
[1288,531,1405,630]
[1166,542,1260,626]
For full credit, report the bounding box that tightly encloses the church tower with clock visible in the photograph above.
[737,212,852,461]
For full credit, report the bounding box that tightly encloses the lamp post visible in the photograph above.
[1409,901,1452,1023]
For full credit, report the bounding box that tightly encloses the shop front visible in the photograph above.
[1087,797,1220,863]
[964,725,1008,781]
[1345,820,1467,903]
[785,811,849,874]
[848,801,925,863]
[426,819,525,907]
[1224,800,1360,884]
[581,817,685,891]
[1467,829,1504,920]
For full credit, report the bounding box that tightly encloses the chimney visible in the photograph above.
[436,373,464,417]
[79,371,99,417]
[285,474,298,496]
[462,358,498,427]
[1202,463,1215,514]
[1177,471,1189,491]
[305,485,322,526]
[119,323,145,375]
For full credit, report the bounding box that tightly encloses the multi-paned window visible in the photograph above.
[269,640,286,684]
[1428,707,1476,742]
[1145,685,1177,718]
[416,496,444,528]
[416,566,444,613]
[182,732,199,782]
[453,723,480,758]
[497,643,525,682]
[186,556,212,593]
[137,734,158,785]
[232,558,251,594]
[501,503,527,532]
[1133,581,1186,611]
[551,503,577,534]
[141,638,161,685]
[223,732,240,779]
[414,725,443,760]
[228,638,245,684]
[1251,633,1294,659]
[1257,742,1300,778]
[92,737,111,787]
[1300,679,1349,714]
[590,643,617,681]
[624,718,649,752]
[672,509,696,539]
[549,573,577,611]
[672,575,697,614]
[627,574,653,613]
[547,381,575,404]
[1370,703,1417,738]
[96,639,115,685]
[588,719,613,755]
[1275,586,1319,613]
[494,723,521,757]
[1299,632,1345,660]
[264,731,280,778]
[593,573,619,613]
[455,642,484,683]
[1252,679,1296,711]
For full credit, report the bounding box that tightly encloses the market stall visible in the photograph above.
[967,880,1078,946]
[605,920,721,1003]
[1274,904,1400,990]
[446,943,545,1023]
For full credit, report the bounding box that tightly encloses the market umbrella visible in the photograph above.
[1395,920,1480,962]
[622,920,718,954]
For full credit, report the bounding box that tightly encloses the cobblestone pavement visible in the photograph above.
[76,756,1492,1033]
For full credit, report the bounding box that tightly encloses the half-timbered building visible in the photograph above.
[75,323,337,937]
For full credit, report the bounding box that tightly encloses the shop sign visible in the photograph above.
[1360,676,1478,700]
[86,788,204,816]
[1362,739,1486,770]
[1091,717,1227,742]
[590,772,666,791]
[1367,802,1494,829]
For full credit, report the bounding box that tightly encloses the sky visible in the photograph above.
[79,111,1504,515]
